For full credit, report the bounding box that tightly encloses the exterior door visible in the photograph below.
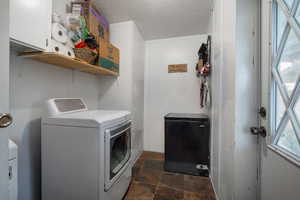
[0,0,11,199]
[260,0,300,199]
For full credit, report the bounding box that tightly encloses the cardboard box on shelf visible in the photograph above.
[83,3,110,42]
[98,38,119,73]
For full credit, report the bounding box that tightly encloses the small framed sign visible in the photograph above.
[168,64,188,73]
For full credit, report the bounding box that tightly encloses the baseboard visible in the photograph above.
[209,175,220,200]
[131,150,143,166]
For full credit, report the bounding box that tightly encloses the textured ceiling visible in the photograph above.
[94,0,212,40]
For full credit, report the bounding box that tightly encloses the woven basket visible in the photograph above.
[74,47,98,64]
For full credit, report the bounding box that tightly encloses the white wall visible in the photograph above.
[209,0,222,197]
[98,21,145,162]
[144,35,208,153]
[132,23,146,156]
[9,52,100,200]
[209,1,236,197]
[209,0,260,199]
[234,0,260,199]
[0,0,10,199]
[98,22,134,111]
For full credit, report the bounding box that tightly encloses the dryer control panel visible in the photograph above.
[46,98,88,117]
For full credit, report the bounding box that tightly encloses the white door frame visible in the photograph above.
[0,0,10,199]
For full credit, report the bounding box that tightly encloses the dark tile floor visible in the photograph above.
[124,152,216,200]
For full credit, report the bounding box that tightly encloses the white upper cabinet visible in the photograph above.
[10,0,52,51]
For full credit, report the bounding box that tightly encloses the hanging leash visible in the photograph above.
[204,79,211,108]
[197,36,211,108]
[200,77,205,108]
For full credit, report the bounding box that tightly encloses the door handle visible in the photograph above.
[0,113,13,128]
[250,126,267,138]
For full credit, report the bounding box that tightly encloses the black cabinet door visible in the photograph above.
[165,119,210,175]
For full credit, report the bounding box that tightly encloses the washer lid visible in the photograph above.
[43,110,131,127]
[9,140,18,160]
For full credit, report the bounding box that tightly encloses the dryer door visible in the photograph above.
[105,121,131,191]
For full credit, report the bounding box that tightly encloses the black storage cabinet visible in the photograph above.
[164,113,210,176]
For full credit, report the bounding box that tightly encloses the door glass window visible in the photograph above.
[278,120,300,156]
[283,0,294,8]
[277,29,300,97]
[272,0,300,159]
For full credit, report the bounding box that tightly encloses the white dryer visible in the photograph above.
[42,98,132,200]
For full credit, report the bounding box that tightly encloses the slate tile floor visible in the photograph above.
[124,152,216,200]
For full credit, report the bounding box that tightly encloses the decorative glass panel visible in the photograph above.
[283,0,294,8]
[271,0,300,161]
[277,5,287,49]
[276,85,286,129]
[277,29,300,97]
[277,120,300,156]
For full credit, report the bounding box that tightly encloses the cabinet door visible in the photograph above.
[10,0,52,50]
[165,120,209,164]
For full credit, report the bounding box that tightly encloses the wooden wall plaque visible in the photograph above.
[168,64,188,73]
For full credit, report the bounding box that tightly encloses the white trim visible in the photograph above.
[209,175,220,200]
[131,150,143,166]
[10,38,44,51]
[274,113,288,143]
[268,144,300,167]
[272,68,290,107]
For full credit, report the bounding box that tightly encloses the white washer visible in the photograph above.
[42,98,132,200]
